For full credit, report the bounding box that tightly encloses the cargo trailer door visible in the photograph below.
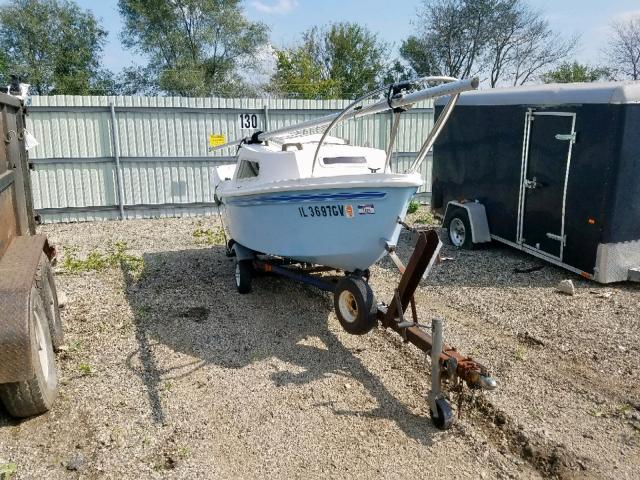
[517,111,576,261]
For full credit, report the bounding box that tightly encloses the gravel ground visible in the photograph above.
[1,209,638,479]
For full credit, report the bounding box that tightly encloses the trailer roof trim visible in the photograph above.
[436,81,640,106]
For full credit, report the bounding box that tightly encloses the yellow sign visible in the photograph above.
[209,134,226,148]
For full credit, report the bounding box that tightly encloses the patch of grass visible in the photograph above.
[68,339,84,353]
[193,222,225,245]
[177,446,191,458]
[78,362,94,376]
[588,407,606,418]
[414,210,435,225]
[62,241,144,274]
[136,305,151,318]
[514,346,526,361]
[407,200,420,214]
[618,404,632,415]
[163,381,173,392]
[0,463,17,480]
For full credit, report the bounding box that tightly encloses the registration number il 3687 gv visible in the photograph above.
[297,204,375,218]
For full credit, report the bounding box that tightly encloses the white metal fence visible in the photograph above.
[26,95,434,223]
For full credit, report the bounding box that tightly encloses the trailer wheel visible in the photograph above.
[0,285,58,417]
[334,276,378,335]
[36,253,63,351]
[235,259,252,294]
[430,398,454,430]
[448,212,473,249]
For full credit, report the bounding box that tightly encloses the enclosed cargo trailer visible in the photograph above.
[432,82,640,283]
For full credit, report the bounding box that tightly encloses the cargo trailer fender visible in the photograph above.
[0,234,52,383]
[231,242,255,261]
[443,201,491,244]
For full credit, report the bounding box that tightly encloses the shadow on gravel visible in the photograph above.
[381,229,640,292]
[121,246,437,446]
[0,403,20,428]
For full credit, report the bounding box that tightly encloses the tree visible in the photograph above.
[541,62,611,84]
[607,16,640,80]
[0,0,110,95]
[269,23,390,99]
[401,0,577,86]
[118,0,269,97]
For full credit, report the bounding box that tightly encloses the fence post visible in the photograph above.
[263,104,271,131]
[109,102,126,220]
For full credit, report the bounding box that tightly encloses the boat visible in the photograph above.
[212,76,478,270]
[211,76,477,332]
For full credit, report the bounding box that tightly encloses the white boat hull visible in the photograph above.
[221,182,418,271]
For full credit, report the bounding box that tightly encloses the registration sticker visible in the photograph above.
[345,205,354,218]
[358,204,375,215]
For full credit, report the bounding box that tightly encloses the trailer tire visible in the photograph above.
[235,259,252,294]
[447,212,474,249]
[36,253,63,351]
[334,276,378,335]
[0,285,58,417]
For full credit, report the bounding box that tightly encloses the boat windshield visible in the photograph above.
[322,156,367,165]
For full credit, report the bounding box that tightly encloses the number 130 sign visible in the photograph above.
[239,113,259,130]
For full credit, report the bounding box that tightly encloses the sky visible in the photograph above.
[6,0,640,74]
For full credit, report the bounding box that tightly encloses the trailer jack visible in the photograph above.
[380,230,497,429]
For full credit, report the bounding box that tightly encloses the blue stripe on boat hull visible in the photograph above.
[227,191,386,206]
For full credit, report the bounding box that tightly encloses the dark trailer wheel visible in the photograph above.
[333,276,378,335]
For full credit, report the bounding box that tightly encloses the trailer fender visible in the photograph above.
[443,201,491,244]
[231,242,255,262]
[0,234,51,383]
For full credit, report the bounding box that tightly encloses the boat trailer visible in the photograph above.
[237,228,497,430]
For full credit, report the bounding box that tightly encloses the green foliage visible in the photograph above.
[118,0,268,96]
[542,62,612,83]
[193,223,226,245]
[270,22,390,99]
[414,210,435,225]
[78,362,93,376]
[407,200,420,214]
[403,0,576,86]
[0,463,17,480]
[62,242,143,274]
[0,0,111,94]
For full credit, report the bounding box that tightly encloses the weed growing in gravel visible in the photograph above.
[177,446,191,458]
[78,362,94,376]
[414,210,435,225]
[0,463,17,480]
[407,200,420,214]
[514,346,526,361]
[193,221,225,245]
[62,241,144,274]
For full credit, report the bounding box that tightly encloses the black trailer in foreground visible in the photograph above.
[432,81,640,283]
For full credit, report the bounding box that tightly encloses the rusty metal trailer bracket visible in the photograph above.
[378,229,496,428]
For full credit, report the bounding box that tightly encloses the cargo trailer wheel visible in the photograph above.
[235,259,252,294]
[0,285,58,417]
[448,213,473,249]
[36,253,63,351]
[334,276,378,335]
[430,398,454,430]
